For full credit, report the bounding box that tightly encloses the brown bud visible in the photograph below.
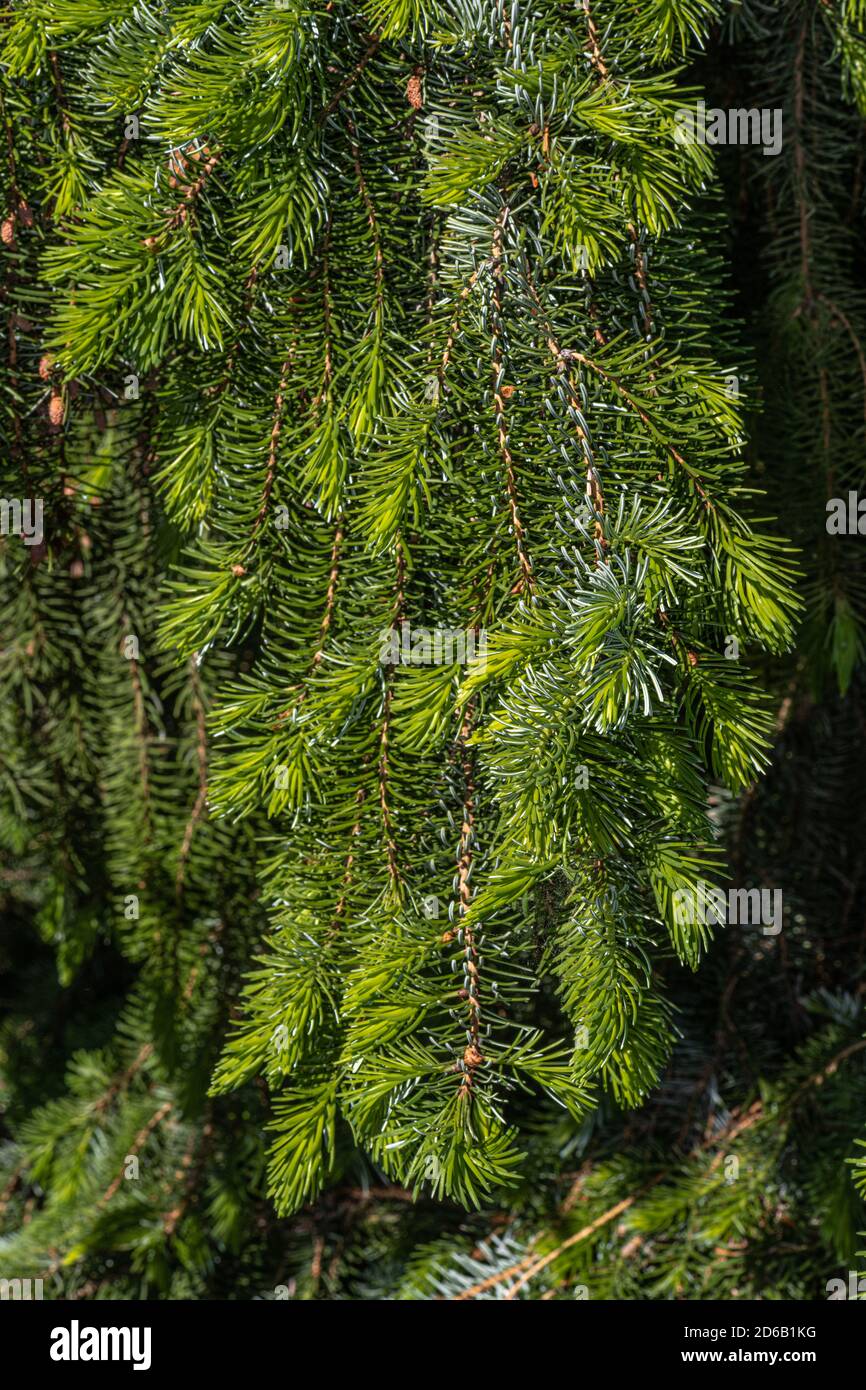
[406,74,423,110]
[69,558,84,579]
[18,203,34,228]
[48,392,65,425]
[231,563,247,577]
[142,235,159,251]
[500,384,515,399]
[1,217,15,245]
[38,353,55,381]
[687,650,699,668]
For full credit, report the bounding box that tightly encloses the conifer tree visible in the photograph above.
[1,0,865,1301]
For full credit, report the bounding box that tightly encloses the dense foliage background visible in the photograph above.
[2,0,866,1300]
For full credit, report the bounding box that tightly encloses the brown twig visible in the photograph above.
[378,543,406,891]
[490,209,535,592]
[455,705,483,1098]
[582,0,610,80]
[319,33,383,124]
[175,656,208,898]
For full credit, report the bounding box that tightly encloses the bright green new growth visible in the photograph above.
[7,0,803,1215]
[3,0,865,1302]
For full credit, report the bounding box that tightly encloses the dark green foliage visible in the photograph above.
[1,0,865,1301]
